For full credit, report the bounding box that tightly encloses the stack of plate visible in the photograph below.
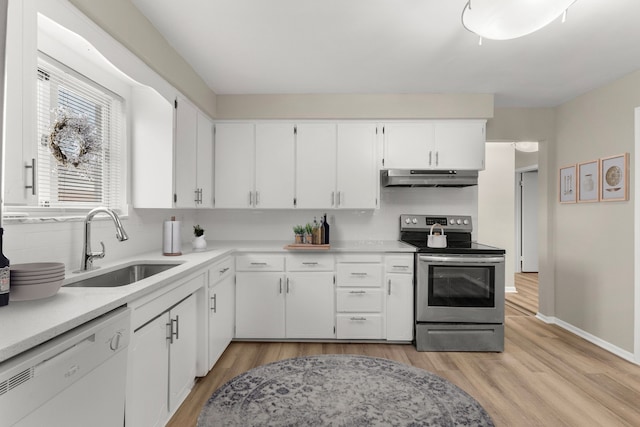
[10,262,66,301]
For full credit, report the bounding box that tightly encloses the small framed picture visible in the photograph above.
[577,159,599,203]
[600,153,629,202]
[559,164,576,203]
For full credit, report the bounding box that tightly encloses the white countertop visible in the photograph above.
[0,240,414,363]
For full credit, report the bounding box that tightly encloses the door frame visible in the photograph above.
[634,107,640,364]
[514,165,538,274]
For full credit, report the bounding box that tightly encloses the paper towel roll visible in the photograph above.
[163,219,182,256]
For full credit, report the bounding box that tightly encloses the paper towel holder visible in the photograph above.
[163,216,182,256]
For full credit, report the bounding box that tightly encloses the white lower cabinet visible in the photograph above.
[208,257,235,370]
[385,255,415,342]
[235,254,335,339]
[126,274,204,427]
[335,254,385,340]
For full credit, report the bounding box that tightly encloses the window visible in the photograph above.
[36,54,124,212]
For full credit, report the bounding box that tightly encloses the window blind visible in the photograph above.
[36,55,124,211]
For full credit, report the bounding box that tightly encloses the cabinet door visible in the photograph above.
[386,274,414,341]
[235,272,285,338]
[285,272,335,339]
[336,123,378,209]
[383,123,434,169]
[208,274,235,369]
[255,123,295,208]
[295,124,337,209]
[127,313,170,427]
[168,294,197,412]
[433,121,485,170]
[214,123,255,208]
[174,96,198,208]
[196,112,214,208]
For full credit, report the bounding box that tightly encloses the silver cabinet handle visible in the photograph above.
[435,151,439,166]
[388,279,392,295]
[167,315,179,344]
[25,158,36,195]
[350,272,368,276]
[429,151,432,166]
[349,290,366,294]
[279,277,283,294]
[249,191,253,206]
[302,262,318,265]
[173,315,179,341]
[331,191,335,206]
[255,191,259,206]
[350,317,367,321]
[250,262,268,266]
[210,294,217,312]
[219,267,229,274]
[337,191,342,206]
[286,277,290,293]
[392,265,410,269]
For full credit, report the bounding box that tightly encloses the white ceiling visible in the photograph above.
[130,0,640,107]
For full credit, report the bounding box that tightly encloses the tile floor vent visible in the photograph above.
[0,367,33,396]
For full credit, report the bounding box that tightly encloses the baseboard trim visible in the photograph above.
[505,286,517,293]
[535,314,637,365]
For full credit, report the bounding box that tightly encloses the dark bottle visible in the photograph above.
[0,228,10,306]
[323,213,330,244]
[319,216,325,244]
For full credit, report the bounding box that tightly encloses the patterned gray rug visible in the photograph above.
[197,354,494,426]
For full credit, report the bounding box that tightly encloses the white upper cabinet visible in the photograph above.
[214,123,255,208]
[383,120,485,170]
[255,123,295,208]
[214,123,295,208]
[174,97,214,208]
[433,121,486,170]
[336,123,378,209]
[382,122,435,169]
[296,122,379,210]
[295,123,337,209]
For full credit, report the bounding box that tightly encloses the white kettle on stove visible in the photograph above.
[427,223,447,248]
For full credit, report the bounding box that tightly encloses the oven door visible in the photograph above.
[416,254,505,324]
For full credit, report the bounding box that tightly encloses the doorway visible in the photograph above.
[518,169,539,272]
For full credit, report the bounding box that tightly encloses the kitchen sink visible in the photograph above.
[65,263,182,288]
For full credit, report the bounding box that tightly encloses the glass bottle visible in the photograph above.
[0,228,10,306]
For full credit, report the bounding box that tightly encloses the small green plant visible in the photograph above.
[305,223,313,235]
[293,225,305,235]
[193,224,205,237]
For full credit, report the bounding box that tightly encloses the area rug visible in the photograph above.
[197,354,494,426]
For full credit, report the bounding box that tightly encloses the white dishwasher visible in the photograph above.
[0,306,130,426]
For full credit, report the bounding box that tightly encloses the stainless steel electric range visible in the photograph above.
[399,214,506,352]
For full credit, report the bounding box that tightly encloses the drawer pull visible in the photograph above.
[350,317,367,321]
[250,262,268,266]
[302,262,318,265]
[210,294,217,312]
[349,290,367,294]
[392,265,409,269]
[388,279,392,295]
[279,278,283,294]
[350,272,368,276]
[219,267,229,274]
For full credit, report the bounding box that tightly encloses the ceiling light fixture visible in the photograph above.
[462,0,577,41]
[514,141,539,153]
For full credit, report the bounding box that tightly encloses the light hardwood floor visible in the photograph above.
[169,275,640,427]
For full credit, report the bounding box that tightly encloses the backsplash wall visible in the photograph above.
[195,186,479,242]
[2,209,196,270]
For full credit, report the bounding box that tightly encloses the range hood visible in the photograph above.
[381,169,478,187]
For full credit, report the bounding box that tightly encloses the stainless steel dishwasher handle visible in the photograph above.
[419,255,504,264]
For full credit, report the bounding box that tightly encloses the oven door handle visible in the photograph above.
[418,255,504,264]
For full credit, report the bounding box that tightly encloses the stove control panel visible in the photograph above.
[400,215,472,232]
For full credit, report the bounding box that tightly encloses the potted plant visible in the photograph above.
[304,223,314,244]
[293,225,305,244]
[192,224,207,251]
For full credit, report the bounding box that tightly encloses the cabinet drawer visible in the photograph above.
[336,314,384,339]
[385,256,413,274]
[236,254,285,271]
[209,256,234,284]
[336,289,383,312]
[336,264,382,287]
[286,254,334,271]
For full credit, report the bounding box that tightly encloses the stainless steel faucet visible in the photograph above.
[79,207,129,272]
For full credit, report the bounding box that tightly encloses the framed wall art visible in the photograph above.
[559,164,576,203]
[577,159,599,203]
[600,153,629,202]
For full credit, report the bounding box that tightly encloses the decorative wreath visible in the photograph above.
[48,107,101,169]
